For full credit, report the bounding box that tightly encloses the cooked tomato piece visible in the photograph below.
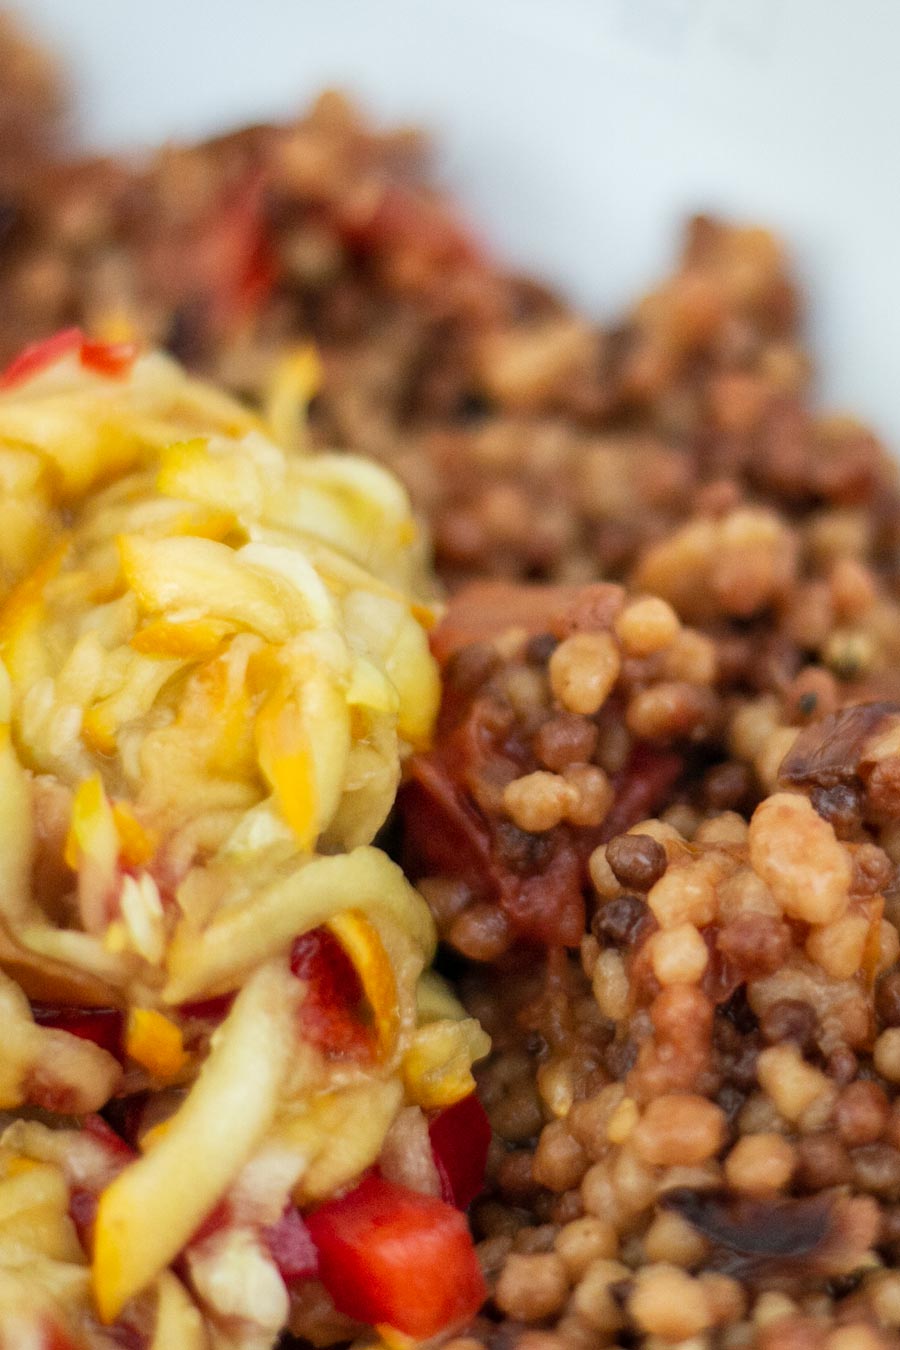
[305,1172,485,1338]
[290,927,374,1059]
[429,1093,491,1210]
[402,751,587,946]
[601,743,684,841]
[401,752,493,890]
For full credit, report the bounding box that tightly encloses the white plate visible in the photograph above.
[14,0,900,446]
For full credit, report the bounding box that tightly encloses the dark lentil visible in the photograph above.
[604,833,667,892]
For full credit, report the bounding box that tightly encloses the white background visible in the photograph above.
[12,0,900,445]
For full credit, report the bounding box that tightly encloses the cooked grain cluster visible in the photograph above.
[5,21,900,1347]
[6,74,899,600]
[411,602,900,1350]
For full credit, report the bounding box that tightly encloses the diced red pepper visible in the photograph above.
[80,339,140,379]
[0,328,83,389]
[429,1094,492,1210]
[305,1172,485,1339]
[262,1206,319,1284]
[31,1004,125,1062]
[290,927,374,1060]
[0,328,140,391]
[290,927,361,1005]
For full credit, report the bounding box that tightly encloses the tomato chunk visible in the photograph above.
[290,927,374,1059]
[263,1206,319,1284]
[429,1094,492,1210]
[600,743,684,841]
[402,752,587,946]
[305,1173,485,1338]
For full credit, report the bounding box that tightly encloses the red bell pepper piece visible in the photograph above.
[262,1206,319,1284]
[429,1094,491,1210]
[290,927,374,1060]
[305,1173,485,1339]
[80,339,140,378]
[0,328,140,391]
[0,328,83,389]
[31,1004,125,1062]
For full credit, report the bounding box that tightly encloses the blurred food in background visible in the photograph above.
[3,12,896,607]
